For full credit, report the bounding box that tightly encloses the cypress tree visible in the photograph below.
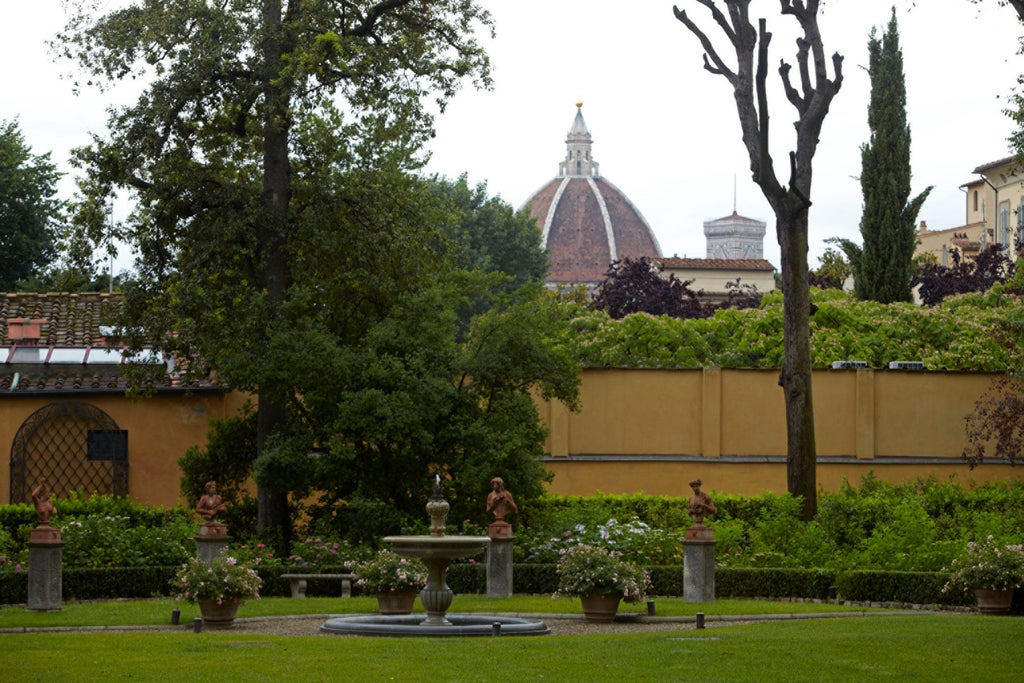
[846,8,933,303]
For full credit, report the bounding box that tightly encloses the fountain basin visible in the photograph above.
[383,535,490,559]
[320,614,550,637]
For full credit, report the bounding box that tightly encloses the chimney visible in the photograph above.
[6,318,47,345]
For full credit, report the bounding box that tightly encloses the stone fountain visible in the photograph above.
[321,477,549,637]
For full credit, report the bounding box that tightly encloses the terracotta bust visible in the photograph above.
[196,480,227,523]
[486,477,518,522]
[31,478,57,526]
[687,479,716,525]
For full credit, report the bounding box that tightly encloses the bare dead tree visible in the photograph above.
[673,0,843,519]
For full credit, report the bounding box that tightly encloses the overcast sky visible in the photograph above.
[3,1,1022,273]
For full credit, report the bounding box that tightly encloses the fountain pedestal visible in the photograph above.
[321,477,548,637]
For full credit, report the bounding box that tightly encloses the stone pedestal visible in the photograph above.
[683,536,716,603]
[196,525,231,563]
[27,527,63,612]
[486,535,514,598]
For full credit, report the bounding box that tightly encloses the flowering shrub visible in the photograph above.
[524,517,682,565]
[232,541,282,568]
[354,550,428,594]
[943,536,1024,593]
[288,537,368,568]
[59,515,194,568]
[172,553,262,604]
[0,554,23,572]
[555,544,650,603]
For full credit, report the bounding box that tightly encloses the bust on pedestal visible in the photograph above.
[27,478,63,611]
[683,478,717,603]
[195,481,231,562]
[486,477,516,597]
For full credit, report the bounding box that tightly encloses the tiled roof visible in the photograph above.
[524,177,661,283]
[1,291,222,395]
[658,258,776,271]
[2,292,122,345]
[705,211,765,226]
[972,156,1016,174]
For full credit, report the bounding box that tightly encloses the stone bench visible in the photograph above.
[280,573,356,599]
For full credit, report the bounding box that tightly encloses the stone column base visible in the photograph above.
[683,538,716,603]
[196,534,232,563]
[486,535,514,598]
[27,539,63,612]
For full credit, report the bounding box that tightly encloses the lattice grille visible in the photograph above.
[9,401,127,503]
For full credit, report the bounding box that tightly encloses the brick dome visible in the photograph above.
[521,104,661,284]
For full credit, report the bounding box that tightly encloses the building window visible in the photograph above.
[999,202,1010,246]
[974,190,979,212]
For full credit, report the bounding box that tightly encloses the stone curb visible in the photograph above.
[0,608,958,635]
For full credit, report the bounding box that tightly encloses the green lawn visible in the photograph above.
[1,598,1019,682]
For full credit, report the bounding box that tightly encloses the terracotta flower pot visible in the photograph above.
[580,591,622,623]
[973,587,1014,615]
[376,590,418,615]
[198,597,242,629]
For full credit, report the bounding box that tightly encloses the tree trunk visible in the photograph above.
[255,0,293,550]
[776,199,817,520]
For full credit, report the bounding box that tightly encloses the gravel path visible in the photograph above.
[221,614,759,637]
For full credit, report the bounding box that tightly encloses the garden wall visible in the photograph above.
[538,368,1024,497]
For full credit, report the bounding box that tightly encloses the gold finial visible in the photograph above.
[576,100,583,109]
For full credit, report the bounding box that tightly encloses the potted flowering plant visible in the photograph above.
[555,544,650,622]
[943,535,1024,614]
[172,552,262,628]
[355,550,428,614]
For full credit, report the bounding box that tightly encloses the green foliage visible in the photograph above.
[524,477,1024,575]
[59,514,195,569]
[569,287,1024,370]
[519,516,683,565]
[835,570,967,606]
[849,9,933,304]
[810,247,852,290]
[177,404,258,510]
[59,0,495,549]
[172,553,262,603]
[353,550,428,594]
[0,119,62,289]
[555,544,651,602]
[716,568,835,600]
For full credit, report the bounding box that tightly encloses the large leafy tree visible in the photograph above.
[0,119,62,290]
[674,0,843,519]
[57,0,494,549]
[429,175,549,292]
[834,9,931,304]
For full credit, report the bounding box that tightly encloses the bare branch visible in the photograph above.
[673,4,736,81]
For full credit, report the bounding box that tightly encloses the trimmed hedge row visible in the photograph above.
[0,564,1015,611]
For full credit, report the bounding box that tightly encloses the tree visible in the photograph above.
[809,247,851,290]
[429,175,549,293]
[914,243,1017,305]
[58,0,494,551]
[832,9,931,304]
[0,119,62,290]
[592,257,713,319]
[674,1,843,518]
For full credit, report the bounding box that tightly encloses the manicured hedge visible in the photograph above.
[834,570,971,607]
[716,568,836,600]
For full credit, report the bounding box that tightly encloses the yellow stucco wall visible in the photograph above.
[540,368,1022,496]
[3,368,1019,507]
[0,391,247,507]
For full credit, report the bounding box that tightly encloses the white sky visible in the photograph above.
[3,1,1022,273]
